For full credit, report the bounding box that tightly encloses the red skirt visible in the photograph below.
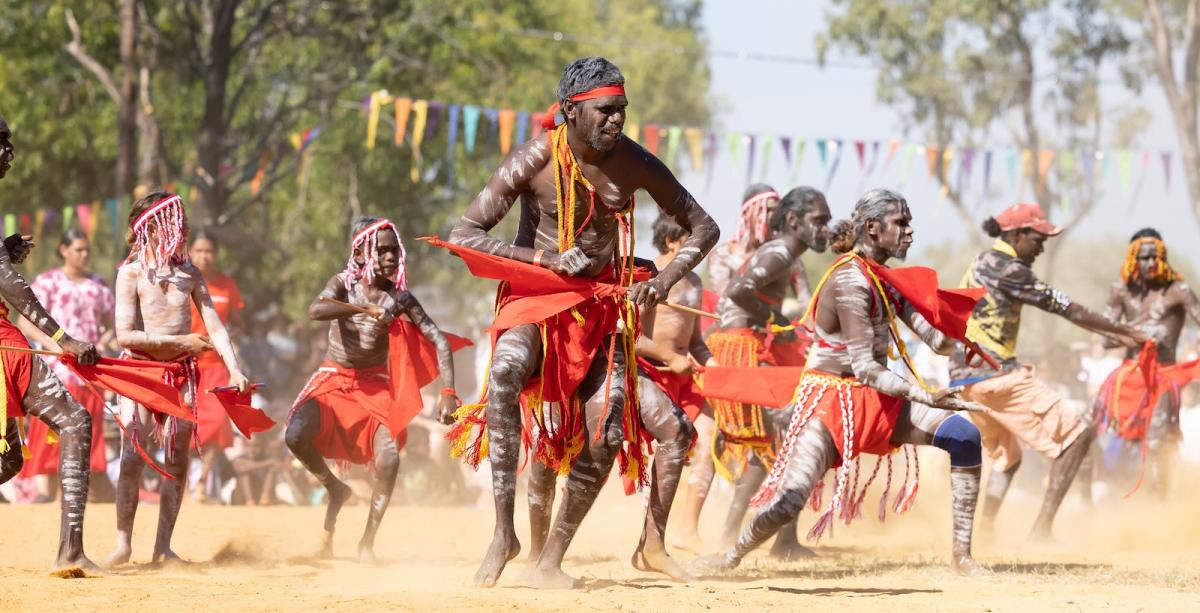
[636,357,705,421]
[0,319,33,419]
[194,353,234,448]
[291,361,408,465]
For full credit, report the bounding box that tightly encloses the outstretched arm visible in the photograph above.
[638,153,719,302]
[393,290,457,424]
[1101,282,1126,349]
[1002,262,1141,345]
[447,138,550,265]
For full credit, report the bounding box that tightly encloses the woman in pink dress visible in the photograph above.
[18,229,116,502]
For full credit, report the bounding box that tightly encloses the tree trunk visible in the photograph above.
[193,0,237,227]
[115,0,137,199]
[1146,0,1200,224]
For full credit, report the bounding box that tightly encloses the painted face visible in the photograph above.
[567,95,627,153]
[870,201,914,260]
[0,118,13,179]
[1010,229,1048,264]
[60,238,91,271]
[356,229,400,280]
[189,237,217,274]
[798,196,833,253]
[1137,242,1161,280]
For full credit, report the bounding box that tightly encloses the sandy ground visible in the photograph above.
[2,461,1199,613]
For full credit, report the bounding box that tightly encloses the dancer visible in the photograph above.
[18,229,115,503]
[0,109,102,572]
[440,56,717,588]
[286,216,458,562]
[694,188,988,576]
[1092,228,1198,496]
[187,230,245,501]
[702,186,830,556]
[106,191,250,565]
[950,203,1146,540]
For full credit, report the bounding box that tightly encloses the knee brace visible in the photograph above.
[933,414,982,468]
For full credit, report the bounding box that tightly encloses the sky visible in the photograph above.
[670,0,1200,265]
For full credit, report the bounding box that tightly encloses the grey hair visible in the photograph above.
[556,57,625,102]
[830,188,907,253]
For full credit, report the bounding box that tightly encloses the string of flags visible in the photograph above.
[363,90,1180,208]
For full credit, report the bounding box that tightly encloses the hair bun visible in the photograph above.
[981,217,1002,238]
[830,219,855,253]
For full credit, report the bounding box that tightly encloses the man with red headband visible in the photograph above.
[286,216,459,562]
[950,202,1147,541]
[441,56,718,588]
[1092,228,1200,497]
[0,109,104,572]
[107,191,250,566]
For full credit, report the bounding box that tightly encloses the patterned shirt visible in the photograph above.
[949,240,1072,384]
[31,268,115,385]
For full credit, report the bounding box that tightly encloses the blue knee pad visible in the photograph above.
[933,414,982,468]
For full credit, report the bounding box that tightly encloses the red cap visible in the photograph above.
[994,202,1061,236]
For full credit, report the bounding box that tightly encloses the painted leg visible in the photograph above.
[631,376,696,582]
[152,418,194,563]
[528,344,626,589]
[23,360,98,573]
[1029,427,1095,541]
[359,425,400,563]
[692,421,838,574]
[674,409,715,553]
[718,457,766,549]
[526,459,556,561]
[475,325,540,587]
[106,401,149,567]
[0,419,22,483]
[950,466,984,576]
[285,400,351,558]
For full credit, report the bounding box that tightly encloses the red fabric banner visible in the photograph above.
[61,354,191,421]
[700,366,807,408]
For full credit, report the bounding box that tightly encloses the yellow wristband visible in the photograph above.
[51,328,65,342]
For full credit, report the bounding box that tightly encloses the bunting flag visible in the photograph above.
[1036,150,1056,190]
[666,126,683,168]
[884,139,901,169]
[394,97,413,146]
[816,139,828,169]
[959,148,976,192]
[3,214,14,238]
[982,150,993,196]
[790,138,807,182]
[34,209,46,242]
[626,122,640,144]
[925,146,939,179]
[63,206,74,231]
[824,140,843,190]
[854,140,866,171]
[1162,151,1172,190]
[425,102,443,141]
[105,199,119,246]
[76,204,92,241]
[484,108,499,145]
[941,147,954,183]
[463,105,480,153]
[18,214,30,237]
[1019,149,1034,188]
[684,128,704,171]
[498,109,515,155]
[1005,148,1018,190]
[899,144,916,185]
[1118,150,1133,193]
[865,140,882,176]
[759,135,773,181]
[410,100,429,183]
[725,132,741,171]
[530,112,546,140]
[643,125,661,156]
[446,105,461,160]
[365,90,387,149]
[780,136,793,168]
[250,149,270,196]
[744,135,756,184]
[514,113,529,150]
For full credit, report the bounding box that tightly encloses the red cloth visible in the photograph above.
[810,374,905,462]
[21,384,107,475]
[387,319,472,436]
[60,354,191,421]
[701,365,808,408]
[208,388,275,439]
[1100,344,1199,441]
[858,258,984,341]
[291,361,407,464]
[190,272,244,448]
[0,318,33,419]
[699,289,720,333]
[636,357,705,421]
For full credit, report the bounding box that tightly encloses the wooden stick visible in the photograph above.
[663,302,719,320]
[319,295,380,318]
[0,345,62,357]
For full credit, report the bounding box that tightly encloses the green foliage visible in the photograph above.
[0,0,711,327]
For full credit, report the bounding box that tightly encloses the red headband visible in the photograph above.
[540,84,628,130]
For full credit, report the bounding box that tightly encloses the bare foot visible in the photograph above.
[769,539,817,561]
[151,549,185,565]
[358,540,377,564]
[473,534,520,588]
[525,564,579,589]
[631,545,696,582]
[688,553,738,576]
[53,554,104,577]
[672,531,708,555]
[317,531,335,559]
[952,554,989,577]
[103,543,132,568]
[323,480,352,533]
